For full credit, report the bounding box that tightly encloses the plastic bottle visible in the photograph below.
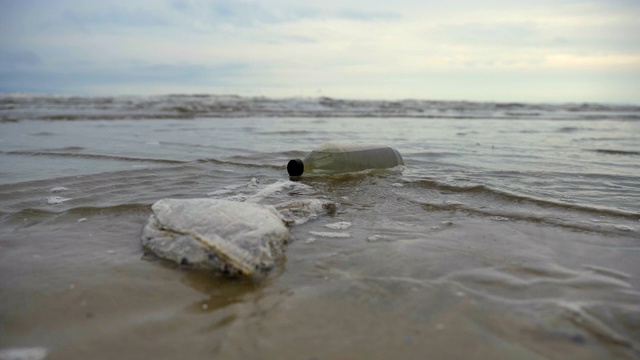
[287,143,404,176]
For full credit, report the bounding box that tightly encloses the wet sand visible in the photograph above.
[1,196,638,359]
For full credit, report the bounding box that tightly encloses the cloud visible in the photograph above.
[434,23,536,46]
[0,0,639,102]
[337,9,401,22]
[0,50,42,67]
[0,61,251,94]
[61,6,170,29]
[545,54,640,69]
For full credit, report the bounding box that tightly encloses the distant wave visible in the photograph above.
[2,94,639,121]
[590,149,640,156]
[2,150,186,164]
[256,130,314,135]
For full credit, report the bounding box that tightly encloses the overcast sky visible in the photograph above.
[1,0,639,103]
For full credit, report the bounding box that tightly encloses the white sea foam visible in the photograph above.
[206,189,233,197]
[246,180,313,203]
[208,179,313,203]
[46,196,71,205]
[275,199,335,226]
[309,231,351,238]
[614,225,634,232]
[324,221,352,230]
[49,186,69,192]
[366,235,385,242]
[0,347,48,360]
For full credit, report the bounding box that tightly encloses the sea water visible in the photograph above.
[0,94,639,359]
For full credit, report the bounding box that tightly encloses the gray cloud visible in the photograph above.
[61,6,170,28]
[0,0,638,102]
[337,9,401,22]
[435,23,536,46]
[0,61,250,93]
[0,50,42,67]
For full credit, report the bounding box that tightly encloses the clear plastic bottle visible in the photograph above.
[287,143,404,176]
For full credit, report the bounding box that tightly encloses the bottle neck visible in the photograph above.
[287,159,304,176]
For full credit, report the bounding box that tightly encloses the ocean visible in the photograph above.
[1,94,639,359]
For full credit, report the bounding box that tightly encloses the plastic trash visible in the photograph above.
[287,143,404,176]
[141,197,336,276]
[142,198,289,276]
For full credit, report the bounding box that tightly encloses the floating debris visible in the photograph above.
[142,198,289,276]
[142,198,336,276]
[275,199,336,226]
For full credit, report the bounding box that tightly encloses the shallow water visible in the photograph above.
[1,95,639,359]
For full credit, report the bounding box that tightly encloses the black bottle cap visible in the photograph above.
[287,159,304,176]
